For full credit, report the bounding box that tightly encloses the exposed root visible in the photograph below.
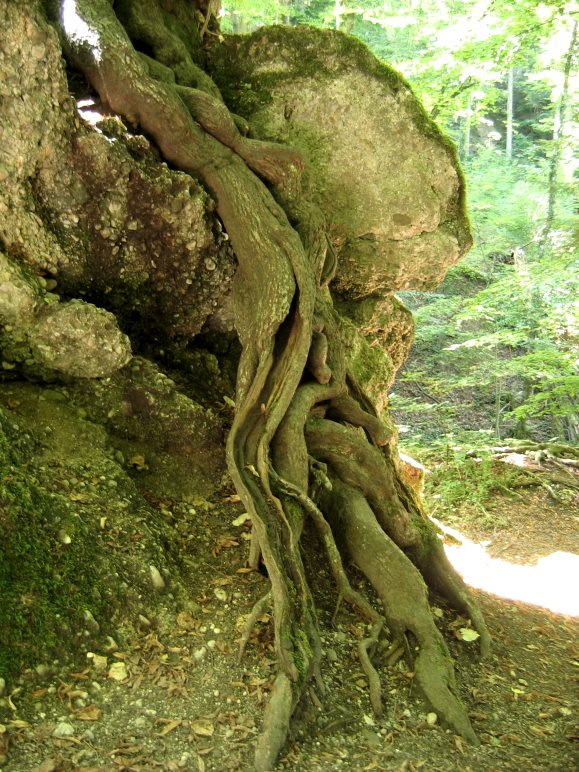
[321,478,478,743]
[239,591,271,661]
[271,469,384,715]
[412,539,492,658]
[47,1,490,766]
[254,672,293,772]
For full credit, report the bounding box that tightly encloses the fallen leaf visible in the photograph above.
[232,513,251,527]
[176,611,198,631]
[190,719,215,737]
[458,628,480,642]
[75,705,102,721]
[8,719,29,729]
[155,719,182,736]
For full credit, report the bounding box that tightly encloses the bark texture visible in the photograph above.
[1,2,489,768]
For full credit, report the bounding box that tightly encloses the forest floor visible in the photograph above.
[1,477,577,771]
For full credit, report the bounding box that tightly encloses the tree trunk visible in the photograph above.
[506,66,514,159]
[36,2,490,768]
[544,20,577,239]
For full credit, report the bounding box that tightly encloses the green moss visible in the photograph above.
[291,627,313,684]
[0,408,107,680]
[208,25,472,252]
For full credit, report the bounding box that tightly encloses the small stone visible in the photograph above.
[193,647,207,661]
[87,652,108,672]
[178,752,193,768]
[108,661,128,682]
[52,721,75,738]
[326,648,338,663]
[213,587,227,602]
[102,636,118,652]
[206,640,216,650]
[138,614,151,628]
[426,712,438,726]
[83,609,100,633]
[134,716,148,730]
[0,678,6,697]
[149,565,165,591]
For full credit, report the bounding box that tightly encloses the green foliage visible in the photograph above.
[408,441,525,527]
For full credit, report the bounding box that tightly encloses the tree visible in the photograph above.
[3,1,490,768]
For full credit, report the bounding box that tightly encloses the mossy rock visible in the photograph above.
[208,26,472,297]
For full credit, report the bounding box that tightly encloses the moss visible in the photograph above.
[0,408,108,680]
[291,627,313,684]
[208,25,472,252]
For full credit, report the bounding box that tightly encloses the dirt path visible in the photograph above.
[1,489,577,771]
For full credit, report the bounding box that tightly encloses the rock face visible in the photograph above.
[0,1,234,343]
[209,26,472,298]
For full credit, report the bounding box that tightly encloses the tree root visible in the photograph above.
[321,479,478,743]
[239,591,271,661]
[254,672,293,772]
[46,1,491,766]
[271,470,384,716]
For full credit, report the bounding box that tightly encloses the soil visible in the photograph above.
[1,486,577,772]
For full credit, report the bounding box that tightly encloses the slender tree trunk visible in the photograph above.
[544,20,577,239]
[506,66,514,159]
[335,0,342,30]
[464,91,472,160]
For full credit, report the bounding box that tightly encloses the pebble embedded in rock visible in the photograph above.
[83,609,100,633]
[52,721,75,738]
[149,564,166,591]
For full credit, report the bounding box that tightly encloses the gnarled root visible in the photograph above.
[319,479,478,743]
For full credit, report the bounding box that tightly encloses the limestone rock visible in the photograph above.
[0,0,233,343]
[209,27,471,297]
[30,300,132,378]
[70,357,225,500]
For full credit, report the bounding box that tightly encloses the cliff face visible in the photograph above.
[0,1,470,679]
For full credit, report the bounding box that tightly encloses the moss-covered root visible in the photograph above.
[413,539,492,658]
[254,672,293,771]
[324,479,478,744]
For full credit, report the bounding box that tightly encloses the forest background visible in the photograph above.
[224,0,578,518]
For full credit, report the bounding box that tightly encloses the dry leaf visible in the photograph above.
[176,611,198,631]
[8,719,29,729]
[155,719,182,736]
[190,719,215,737]
[75,705,102,721]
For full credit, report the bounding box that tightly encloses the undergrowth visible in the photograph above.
[402,436,527,528]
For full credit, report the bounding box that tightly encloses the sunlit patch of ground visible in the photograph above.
[435,517,579,616]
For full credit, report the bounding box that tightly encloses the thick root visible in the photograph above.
[254,673,293,772]
[321,479,478,743]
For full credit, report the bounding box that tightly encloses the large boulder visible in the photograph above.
[208,26,471,298]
